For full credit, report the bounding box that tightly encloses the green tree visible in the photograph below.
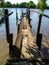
[26,3,30,8]
[36,0,47,12]
[19,2,27,8]
[12,4,16,7]
[15,3,19,7]
[29,1,36,8]
[0,0,5,7]
[5,1,12,7]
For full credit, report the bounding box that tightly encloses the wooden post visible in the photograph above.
[28,9,30,24]
[9,34,13,55]
[16,9,18,34]
[22,11,23,18]
[27,8,30,24]
[36,14,42,50]
[5,9,10,43]
[5,9,13,55]
[36,33,42,50]
[37,14,42,34]
[18,24,20,33]
[16,9,18,25]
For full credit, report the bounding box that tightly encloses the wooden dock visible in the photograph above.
[4,17,48,65]
[0,9,49,65]
[0,17,49,65]
[20,18,41,59]
[12,17,40,59]
[5,17,45,65]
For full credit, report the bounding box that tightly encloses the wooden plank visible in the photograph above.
[5,17,48,65]
[13,17,41,59]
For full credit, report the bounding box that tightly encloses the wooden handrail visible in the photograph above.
[32,10,49,18]
[7,58,49,62]
[0,12,13,24]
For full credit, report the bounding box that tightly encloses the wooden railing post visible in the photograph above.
[5,9,13,55]
[9,34,13,55]
[27,8,30,24]
[36,14,42,50]
[5,9,10,43]
[28,9,30,24]
[36,33,42,50]
[16,9,18,34]
[37,14,42,34]
[20,10,23,18]
[16,9,18,24]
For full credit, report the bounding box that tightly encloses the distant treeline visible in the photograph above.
[0,1,49,9]
[0,1,36,8]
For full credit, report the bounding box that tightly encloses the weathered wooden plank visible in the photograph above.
[20,18,41,59]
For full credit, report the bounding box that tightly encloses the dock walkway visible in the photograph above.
[20,18,41,59]
[0,9,49,65]
[1,17,47,65]
[7,17,47,65]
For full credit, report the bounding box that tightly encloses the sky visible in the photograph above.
[5,0,49,6]
[46,0,49,6]
[5,0,38,4]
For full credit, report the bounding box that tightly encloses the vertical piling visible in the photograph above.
[5,9,13,55]
[9,34,13,55]
[36,14,42,50]
[16,9,19,33]
[5,9,10,43]
[37,14,42,34]
[27,8,30,24]
[16,9,18,25]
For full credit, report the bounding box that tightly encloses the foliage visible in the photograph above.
[0,1,36,8]
[0,0,48,9]
[29,1,36,8]
[36,0,47,11]
[26,3,30,8]
[5,1,12,7]
[19,2,27,8]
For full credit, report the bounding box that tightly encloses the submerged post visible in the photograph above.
[36,14,42,50]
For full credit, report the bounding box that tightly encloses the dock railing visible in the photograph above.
[13,9,49,63]
[0,9,49,64]
[0,9,13,55]
[30,10,49,50]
